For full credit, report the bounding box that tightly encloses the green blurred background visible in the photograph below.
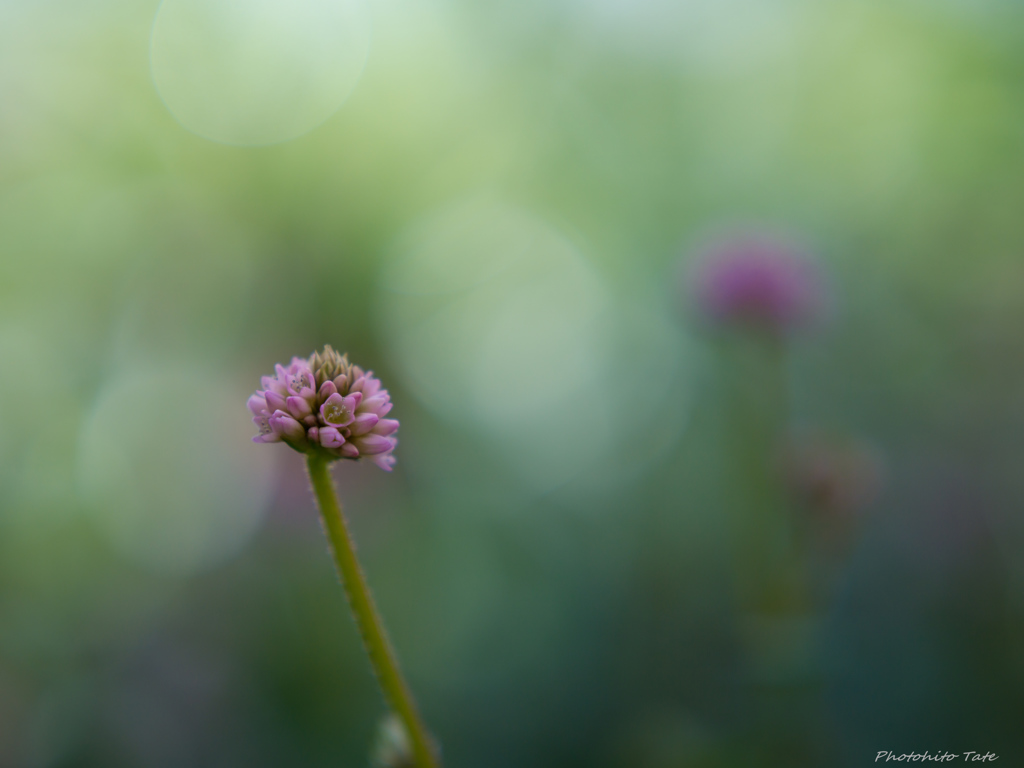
[2,0,1024,765]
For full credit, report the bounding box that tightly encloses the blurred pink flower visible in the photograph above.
[779,430,882,521]
[248,346,398,471]
[688,233,827,334]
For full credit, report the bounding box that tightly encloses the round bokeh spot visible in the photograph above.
[380,198,613,490]
[150,0,371,145]
[78,366,274,574]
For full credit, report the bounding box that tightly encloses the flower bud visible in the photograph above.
[248,347,399,470]
[687,232,827,335]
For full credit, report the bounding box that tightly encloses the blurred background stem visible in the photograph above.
[307,455,440,768]
[719,334,808,617]
[717,334,825,760]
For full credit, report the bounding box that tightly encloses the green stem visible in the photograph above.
[306,454,439,768]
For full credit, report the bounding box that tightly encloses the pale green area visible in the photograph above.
[2,0,1024,765]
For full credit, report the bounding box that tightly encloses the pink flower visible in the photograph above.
[248,346,399,470]
[688,233,827,334]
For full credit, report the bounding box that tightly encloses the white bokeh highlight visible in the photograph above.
[78,367,274,574]
[381,197,689,492]
[150,0,371,145]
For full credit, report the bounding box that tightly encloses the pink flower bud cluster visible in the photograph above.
[248,346,398,470]
[689,234,827,334]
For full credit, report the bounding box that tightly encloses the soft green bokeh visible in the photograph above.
[2,0,1024,765]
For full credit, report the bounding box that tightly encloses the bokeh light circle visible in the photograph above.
[380,198,615,490]
[150,0,371,145]
[78,367,274,574]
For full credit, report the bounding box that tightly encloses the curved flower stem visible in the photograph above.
[306,454,439,768]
